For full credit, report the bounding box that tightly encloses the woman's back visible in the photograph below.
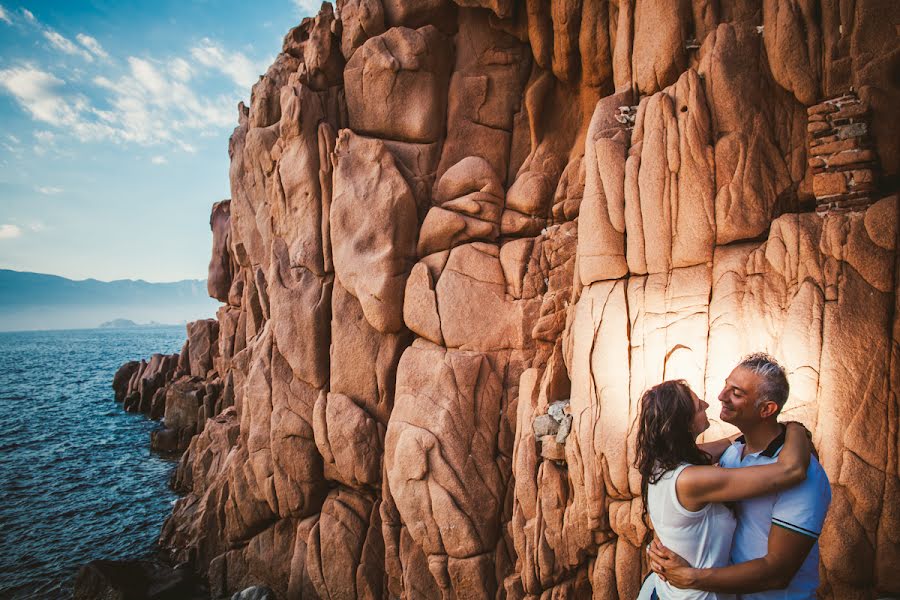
[647,464,736,600]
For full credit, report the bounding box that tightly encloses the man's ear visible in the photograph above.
[758,400,779,419]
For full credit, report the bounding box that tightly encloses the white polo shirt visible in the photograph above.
[719,429,831,600]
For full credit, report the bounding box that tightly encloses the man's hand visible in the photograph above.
[648,538,697,589]
[649,525,817,593]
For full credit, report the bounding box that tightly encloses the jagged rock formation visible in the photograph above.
[114,319,228,454]
[118,1,899,598]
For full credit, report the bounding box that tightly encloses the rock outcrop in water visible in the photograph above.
[114,320,229,454]
[117,1,899,598]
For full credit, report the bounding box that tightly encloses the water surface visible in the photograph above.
[0,327,185,598]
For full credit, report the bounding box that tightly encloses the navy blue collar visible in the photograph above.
[734,424,786,458]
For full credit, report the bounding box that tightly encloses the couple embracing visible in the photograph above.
[636,353,832,600]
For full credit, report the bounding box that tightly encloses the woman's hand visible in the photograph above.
[648,538,697,589]
[778,422,811,481]
[781,420,819,459]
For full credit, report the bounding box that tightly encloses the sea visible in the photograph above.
[0,326,186,599]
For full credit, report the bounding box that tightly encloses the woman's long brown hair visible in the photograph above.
[634,379,712,544]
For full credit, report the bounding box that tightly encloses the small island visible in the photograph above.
[98,319,168,329]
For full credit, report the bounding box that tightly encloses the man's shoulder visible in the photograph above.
[772,455,832,540]
[777,455,832,503]
[804,455,832,493]
[719,441,743,467]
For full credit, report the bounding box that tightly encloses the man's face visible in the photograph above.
[718,366,763,428]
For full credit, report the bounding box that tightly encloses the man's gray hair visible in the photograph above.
[738,352,790,414]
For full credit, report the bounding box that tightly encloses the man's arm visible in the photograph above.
[648,526,815,592]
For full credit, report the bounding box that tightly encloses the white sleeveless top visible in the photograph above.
[646,463,737,600]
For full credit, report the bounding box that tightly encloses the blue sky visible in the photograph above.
[0,0,320,282]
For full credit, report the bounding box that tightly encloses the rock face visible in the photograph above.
[117,2,899,599]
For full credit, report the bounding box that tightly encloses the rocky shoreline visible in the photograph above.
[102,0,898,598]
[112,317,227,456]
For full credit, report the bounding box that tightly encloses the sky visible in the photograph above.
[0,0,321,282]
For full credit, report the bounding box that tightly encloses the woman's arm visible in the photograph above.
[697,433,741,462]
[676,423,811,510]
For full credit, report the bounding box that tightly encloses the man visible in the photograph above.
[648,353,832,598]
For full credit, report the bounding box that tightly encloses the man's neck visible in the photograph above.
[740,420,782,456]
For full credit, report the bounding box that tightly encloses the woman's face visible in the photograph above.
[689,389,711,437]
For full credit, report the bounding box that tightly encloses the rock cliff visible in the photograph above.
[114,1,899,598]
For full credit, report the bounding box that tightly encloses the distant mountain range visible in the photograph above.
[0,269,220,332]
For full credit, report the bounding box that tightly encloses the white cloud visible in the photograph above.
[0,61,225,149]
[0,5,11,24]
[0,66,75,123]
[90,57,233,147]
[36,185,62,194]
[0,224,22,239]
[0,35,267,151]
[0,66,117,143]
[150,155,167,164]
[2,134,23,156]
[168,58,192,82]
[190,38,263,89]
[292,0,322,16]
[19,9,105,63]
[1,143,22,156]
[33,130,55,155]
[76,34,109,60]
[44,30,94,61]
[128,57,165,95]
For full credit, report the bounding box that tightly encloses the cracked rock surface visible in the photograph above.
[115,1,899,598]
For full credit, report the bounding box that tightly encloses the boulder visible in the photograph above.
[208,200,234,303]
[331,131,419,333]
[187,320,219,379]
[344,26,452,143]
[113,361,140,402]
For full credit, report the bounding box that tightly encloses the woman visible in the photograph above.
[634,380,810,600]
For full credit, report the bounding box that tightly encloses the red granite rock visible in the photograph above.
[330,130,419,333]
[336,0,385,60]
[186,319,219,379]
[112,361,140,403]
[115,3,900,599]
[417,156,504,256]
[207,200,234,302]
[343,26,452,143]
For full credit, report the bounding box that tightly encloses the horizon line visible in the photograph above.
[0,267,209,285]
